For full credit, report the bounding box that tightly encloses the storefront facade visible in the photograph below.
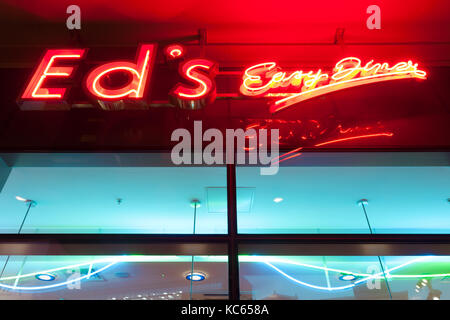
[0,1,449,300]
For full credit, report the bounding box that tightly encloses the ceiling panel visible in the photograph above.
[0,166,448,234]
[0,166,227,233]
[237,166,450,233]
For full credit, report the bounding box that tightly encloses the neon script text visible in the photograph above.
[239,57,426,113]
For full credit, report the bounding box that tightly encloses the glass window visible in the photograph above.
[0,255,228,300]
[239,255,450,300]
[236,166,450,234]
[0,166,227,234]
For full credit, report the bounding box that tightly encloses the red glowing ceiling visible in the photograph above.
[1,0,449,44]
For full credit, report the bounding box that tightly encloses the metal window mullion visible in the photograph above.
[227,163,240,300]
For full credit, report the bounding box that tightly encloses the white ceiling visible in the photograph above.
[0,167,227,233]
[237,166,450,233]
[0,166,448,233]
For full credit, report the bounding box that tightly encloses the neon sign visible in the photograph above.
[20,44,217,109]
[85,44,157,100]
[21,49,86,100]
[171,58,218,109]
[239,57,427,113]
[20,46,426,114]
[165,44,185,59]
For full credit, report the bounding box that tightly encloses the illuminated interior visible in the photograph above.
[0,255,228,300]
[0,165,448,234]
[0,166,227,234]
[240,256,450,300]
[0,159,447,300]
[237,166,450,234]
[0,255,449,300]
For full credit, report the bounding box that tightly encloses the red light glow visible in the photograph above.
[165,44,184,59]
[272,146,304,165]
[275,132,394,165]
[314,133,394,146]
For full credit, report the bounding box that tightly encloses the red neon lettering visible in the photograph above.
[21,49,86,99]
[172,59,218,100]
[85,44,157,100]
[239,57,427,113]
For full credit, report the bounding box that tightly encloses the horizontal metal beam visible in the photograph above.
[3,42,450,68]
[238,234,450,255]
[0,234,228,255]
[239,243,450,256]
[207,41,450,46]
[236,234,450,242]
[1,152,448,167]
[1,234,450,256]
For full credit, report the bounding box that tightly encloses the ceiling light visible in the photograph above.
[15,196,37,206]
[357,199,369,206]
[16,196,35,204]
[35,273,56,281]
[427,289,442,300]
[186,272,206,281]
[273,197,283,203]
[190,199,201,208]
[339,274,357,281]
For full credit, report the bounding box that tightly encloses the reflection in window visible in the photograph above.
[0,256,228,300]
[239,256,450,300]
